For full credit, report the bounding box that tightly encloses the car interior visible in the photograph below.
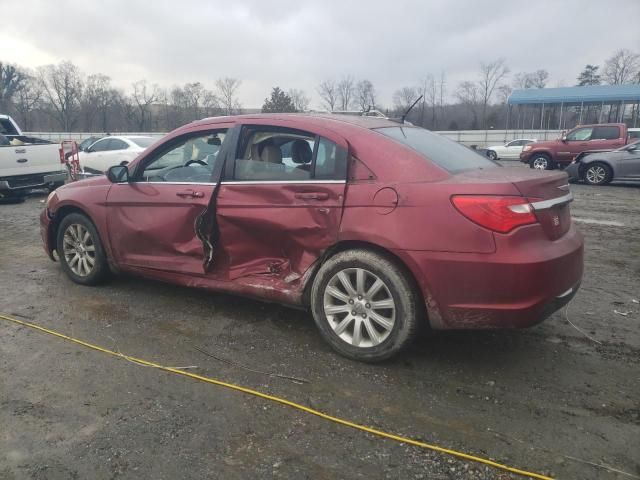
[140,132,225,182]
[234,129,315,181]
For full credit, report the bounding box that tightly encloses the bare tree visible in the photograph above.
[418,75,438,128]
[393,86,420,112]
[288,88,310,112]
[130,80,160,130]
[0,62,27,112]
[215,77,241,115]
[497,84,513,104]
[13,72,42,131]
[513,70,549,89]
[354,80,376,111]
[438,71,447,126]
[337,75,355,110]
[38,61,84,131]
[317,79,338,111]
[603,49,640,85]
[455,81,481,128]
[477,59,509,128]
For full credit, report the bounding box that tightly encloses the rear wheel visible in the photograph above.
[56,213,109,285]
[583,162,612,186]
[310,249,420,362]
[530,154,552,170]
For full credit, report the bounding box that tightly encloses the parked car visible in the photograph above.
[485,139,537,160]
[520,123,631,170]
[565,140,640,185]
[41,114,583,361]
[0,114,67,201]
[79,136,156,174]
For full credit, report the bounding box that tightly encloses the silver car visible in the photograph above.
[566,141,640,185]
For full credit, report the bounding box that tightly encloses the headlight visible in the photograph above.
[523,145,532,152]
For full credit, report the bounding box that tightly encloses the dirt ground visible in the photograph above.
[1,169,639,480]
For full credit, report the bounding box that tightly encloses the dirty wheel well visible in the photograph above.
[49,206,94,255]
[302,241,428,324]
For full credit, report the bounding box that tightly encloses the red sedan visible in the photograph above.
[41,114,583,361]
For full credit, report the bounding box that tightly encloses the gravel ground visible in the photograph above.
[1,170,639,480]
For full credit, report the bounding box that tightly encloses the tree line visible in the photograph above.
[1,48,638,133]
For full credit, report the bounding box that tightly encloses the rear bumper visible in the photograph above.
[0,171,67,194]
[395,224,584,329]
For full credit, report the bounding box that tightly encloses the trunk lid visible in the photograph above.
[451,168,572,240]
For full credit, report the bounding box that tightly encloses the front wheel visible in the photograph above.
[310,249,420,362]
[529,154,553,170]
[487,150,498,160]
[583,162,612,186]
[56,213,109,285]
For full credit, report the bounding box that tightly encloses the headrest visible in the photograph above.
[261,144,282,164]
[291,140,312,164]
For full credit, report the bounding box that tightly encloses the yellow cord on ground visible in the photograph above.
[0,313,552,480]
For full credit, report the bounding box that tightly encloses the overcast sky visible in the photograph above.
[2,0,639,108]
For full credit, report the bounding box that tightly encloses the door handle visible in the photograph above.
[176,189,204,198]
[295,192,329,200]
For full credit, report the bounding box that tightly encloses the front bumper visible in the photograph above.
[0,171,67,194]
[519,151,532,163]
[40,208,56,261]
[395,224,584,330]
[564,162,581,182]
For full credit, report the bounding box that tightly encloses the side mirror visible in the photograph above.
[107,165,129,183]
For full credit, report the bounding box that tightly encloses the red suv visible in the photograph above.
[41,114,583,361]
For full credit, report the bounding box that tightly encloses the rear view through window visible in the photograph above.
[376,126,498,173]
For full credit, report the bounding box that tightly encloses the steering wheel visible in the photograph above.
[185,159,208,167]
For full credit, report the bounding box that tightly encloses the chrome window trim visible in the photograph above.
[530,192,573,210]
[118,180,346,186]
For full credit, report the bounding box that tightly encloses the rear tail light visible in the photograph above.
[451,195,537,233]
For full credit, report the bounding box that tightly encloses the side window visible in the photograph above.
[566,127,593,141]
[315,137,347,180]
[233,127,315,181]
[137,130,226,183]
[109,139,129,150]
[592,126,620,140]
[90,139,111,152]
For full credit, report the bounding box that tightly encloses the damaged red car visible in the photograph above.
[41,114,583,361]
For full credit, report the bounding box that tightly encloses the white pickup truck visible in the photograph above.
[0,114,67,200]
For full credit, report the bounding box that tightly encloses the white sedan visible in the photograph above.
[79,136,156,174]
[485,138,537,160]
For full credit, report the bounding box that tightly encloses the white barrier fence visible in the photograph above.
[25,129,564,147]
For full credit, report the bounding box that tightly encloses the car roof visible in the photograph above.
[197,112,402,131]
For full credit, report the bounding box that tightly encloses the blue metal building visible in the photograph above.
[506,85,640,130]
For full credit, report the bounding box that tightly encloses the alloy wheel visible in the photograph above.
[532,157,548,170]
[323,268,396,348]
[586,165,607,184]
[62,223,96,277]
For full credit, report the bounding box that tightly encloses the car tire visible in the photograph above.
[583,162,612,186]
[56,212,109,285]
[487,150,498,160]
[310,249,420,362]
[529,154,552,170]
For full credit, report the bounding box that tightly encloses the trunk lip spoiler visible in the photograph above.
[530,192,573,211]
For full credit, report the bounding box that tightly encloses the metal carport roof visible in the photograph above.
[508,85,640,105]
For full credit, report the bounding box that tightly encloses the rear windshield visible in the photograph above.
[375,126,499,173]
[129,137,156,148]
